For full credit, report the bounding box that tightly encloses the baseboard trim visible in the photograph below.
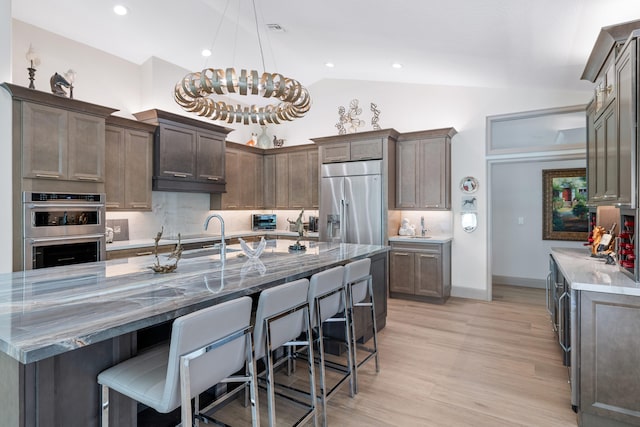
[451,286,489,301]
[492,275,545,289]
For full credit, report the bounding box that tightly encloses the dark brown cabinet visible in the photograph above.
[396,128,456,210]
[133,109,232,193]
[217,144,263,210]
[262,146,318,210]
[2,83,117,191]
[389,240,451,303]
[105,117,155,211]
[318,138,383,163]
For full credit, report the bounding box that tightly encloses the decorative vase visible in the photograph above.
[257,126,271,149]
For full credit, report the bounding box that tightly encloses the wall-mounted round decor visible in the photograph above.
[460,176,479,194]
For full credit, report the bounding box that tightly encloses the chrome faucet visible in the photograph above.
[204,214,226,264]
[421,216,426,237]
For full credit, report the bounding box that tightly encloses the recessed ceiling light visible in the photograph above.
[392,62,403,69]
[325,62,335,68]
[113,5,128,16]
[201,49,212,57]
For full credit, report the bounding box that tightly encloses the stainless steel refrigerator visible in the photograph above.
[319,160,383,245]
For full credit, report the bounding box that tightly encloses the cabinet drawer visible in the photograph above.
[390,241,442,254]
[351,139,382,160]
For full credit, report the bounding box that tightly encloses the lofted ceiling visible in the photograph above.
[10,0,640,93]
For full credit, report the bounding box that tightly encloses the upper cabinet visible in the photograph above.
[105,116,156,211]
[582,23,640,208]
[2,83,117,193]
[133,109,232,193]
[262,145,319,210]
[396,128,456,210]
[214,143,264,210]
[317,137,384,164]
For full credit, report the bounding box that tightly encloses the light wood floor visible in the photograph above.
[209,284,579,426]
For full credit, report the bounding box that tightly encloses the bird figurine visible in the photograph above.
[273,135,285,148]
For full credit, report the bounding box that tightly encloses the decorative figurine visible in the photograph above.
[257,126,271,149]
[50,72,71,97]
[398,218,416,236]
[335,99,365,134]
[287,208,306,251]
[273,135,285,148]
[149,227,183,273]
[246,132,258,146]
[371,102,381,130]
[25,44,40,90]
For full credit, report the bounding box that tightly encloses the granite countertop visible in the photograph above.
[0,240,386,364]
[106,230,320,251]
[388,234,453,243]
[551,247,640,296]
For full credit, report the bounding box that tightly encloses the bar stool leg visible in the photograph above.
[100,384,109,427]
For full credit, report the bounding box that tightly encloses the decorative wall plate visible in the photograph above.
[460,176,479,193]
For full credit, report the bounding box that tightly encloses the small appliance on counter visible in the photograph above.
[252,214,277,231]
[308,215,318,232]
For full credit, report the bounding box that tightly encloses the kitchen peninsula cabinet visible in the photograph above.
[2,83,117,194]
[133,109,232,193]
[396,128,456,210]
[105,117,155,211]
[389,239,451,303]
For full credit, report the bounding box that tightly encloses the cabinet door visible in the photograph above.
[602,104,618,201]
[321,143,350,163]
[239,152,258,209]
[418,138,449,209]
[196,131,225,183]
[275,153,289,209]
[288,151,311,208]
[586,101,598,203]
[396,140,418,208]
[263,155,276,208]
[21,102,67,179]
[222,149,240,209]
[389,250,414,294]
[157,124,196,179]
[616,39,635,207]
[351,139,382,160]
[68,112,106,182]
[414,252,442,298]
[592,110,607,202]
[124,129,152,210]
[309,150,319,209]
[105,126,125,209]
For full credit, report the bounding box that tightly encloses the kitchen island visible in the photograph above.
[0,240,389,427]
[550,248,640,427]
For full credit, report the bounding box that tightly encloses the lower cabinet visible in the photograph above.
[578,290,640,427]
[389,240,451,303]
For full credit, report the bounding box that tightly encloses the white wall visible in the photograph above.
[491,158,586,284]
[8,20,594,297]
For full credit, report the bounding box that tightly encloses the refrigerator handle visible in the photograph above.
[341,199,346,243]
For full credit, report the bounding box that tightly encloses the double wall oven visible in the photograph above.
[23,192,106,270]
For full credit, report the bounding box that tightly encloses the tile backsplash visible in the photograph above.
[105,192,318,241]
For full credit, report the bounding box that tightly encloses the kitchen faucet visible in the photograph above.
[204,214,226,264]
[421,216,426,237]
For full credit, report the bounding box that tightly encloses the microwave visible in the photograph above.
[252,214,277,231]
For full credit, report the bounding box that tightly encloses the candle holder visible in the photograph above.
[25,44,40,90]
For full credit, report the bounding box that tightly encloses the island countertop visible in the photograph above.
[0,240,388,364]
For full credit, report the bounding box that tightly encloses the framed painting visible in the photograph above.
[542,168,589,241]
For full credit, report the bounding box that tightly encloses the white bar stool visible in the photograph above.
[97,296,258,427]
[344,258,379,394]
[308,265,354,426]
[253,278,318,427]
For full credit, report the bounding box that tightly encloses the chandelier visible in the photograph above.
[174,68,311,125]
[173,0,311,125]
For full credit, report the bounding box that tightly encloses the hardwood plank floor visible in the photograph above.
[207,285,578,426]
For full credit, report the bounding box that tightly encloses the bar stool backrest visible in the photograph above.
[344,258,371,304]
[162,296,253,412]
[254,279,310,360]
[309,266,345,328]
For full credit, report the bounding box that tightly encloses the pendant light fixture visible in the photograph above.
[173,0,311,125]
